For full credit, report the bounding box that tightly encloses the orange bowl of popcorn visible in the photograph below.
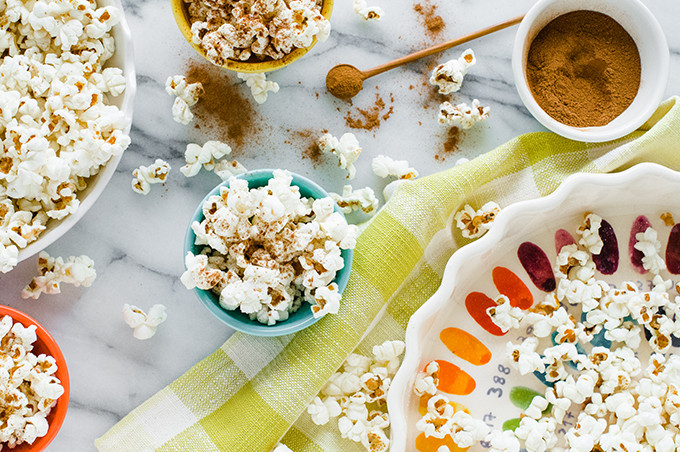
[0,306,69,452]
[170,0,334,73]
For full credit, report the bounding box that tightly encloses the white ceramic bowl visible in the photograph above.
[512,0,668,143]
[388,163,680,451]
[17,0,136,263]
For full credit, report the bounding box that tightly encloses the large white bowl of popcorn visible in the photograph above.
[388,163,680,452]
[1,0,136,272]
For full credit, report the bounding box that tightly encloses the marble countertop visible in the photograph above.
[0,0,679,450]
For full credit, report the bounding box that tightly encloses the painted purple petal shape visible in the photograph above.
[518,242,556,292]
[630,215,652,274]
[555,229,577,254]
[666,224,680,275]
[593,219,619,275]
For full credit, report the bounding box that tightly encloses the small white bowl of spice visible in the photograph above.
[512,0,669,142]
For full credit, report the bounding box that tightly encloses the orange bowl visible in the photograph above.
[0,306,70,451]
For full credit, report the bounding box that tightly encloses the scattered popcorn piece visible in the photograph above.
[454,202,501,239]
[166,75,204,125]
[414,360,440,397]
[122,304,168,340]
[455,157,470,166]
[181,170,358,324]
[487,295,525,333]
[213,159,248,181]
[330,185,379,215]
[237,73,279,104]
[180,141,233,177]
[0,315,64,447]
[660,212,675,226]
[131,160,171,195]
[319,133,362,179]
[22,252,96,299]
[634,227,666,275]
[429,49,476,94]
[439,99,490,129]
[371,155,419,180]
[353,0,384,21]
[576,213,603,254]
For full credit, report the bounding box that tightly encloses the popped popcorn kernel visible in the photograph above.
[237,73,279,105]
[429,49,476,95]
[438,99,489,129]
[371,155,419,180]
[131,159,170,195]
[165,75,204,125]
[22,251,96,299]
[122,304,167,340]
[319,133,362,179]
[454,202,500,239]
[330,185,379,215]
[181,140,233,178]
[353,0,384,21]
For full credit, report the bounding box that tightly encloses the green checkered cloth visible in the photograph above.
[96,97,680,452]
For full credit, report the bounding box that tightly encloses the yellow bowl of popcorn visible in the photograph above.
[170,0,334,73]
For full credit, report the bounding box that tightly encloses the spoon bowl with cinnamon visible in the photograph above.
[512,0,668,143]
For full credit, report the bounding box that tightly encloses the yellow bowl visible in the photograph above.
[171,0,334,74]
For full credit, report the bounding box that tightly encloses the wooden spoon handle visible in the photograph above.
[362,14,525,79]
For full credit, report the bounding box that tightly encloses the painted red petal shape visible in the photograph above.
[593,219,619,275]
[465,292,505,336]
[666,224,680,274]
[630,215,651,274]
[555,229,576,254]
[518,242,556,292]
[492,267,533,309]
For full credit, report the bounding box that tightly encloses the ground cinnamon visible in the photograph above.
[413,1,445,40]
[344,93,394,131]
[326,65,364,99]
[526,10,640,128]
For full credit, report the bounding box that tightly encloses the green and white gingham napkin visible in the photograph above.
[96,97,680,452]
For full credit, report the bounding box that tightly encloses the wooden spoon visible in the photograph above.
[326,14,525,99]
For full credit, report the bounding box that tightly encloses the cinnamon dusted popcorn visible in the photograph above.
[122,304,167,340]
[454,202,501,239]
[330,185,379,215]
[131,159,170,195]
[306,340,405,452]
[353,0,384,21]
[318,133,362,179]
[371,155,419,180]
[237,73,279,104]
[22,251,96,299]
[429,49,476,95]
[0,315,64,448]
[185,0,331,65]
[438,99,490,129]
[181,170,357,324]
[165,75,204,125]
[0,0,131,273]
[418,211,680,452]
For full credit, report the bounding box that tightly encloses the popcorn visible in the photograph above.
[186,0,331,65]
[212,159,248,181]
[307,340,404,452]
[576,213,603,254]
[22,251,96,299]
[0,315,64,448]
[353,0,384,21]
[454,202,500,239]
[165,75,204,125]
[438,99,490,129]
[122,304,167,340]
[319,133,362,179]
[0,0,131,273]
[181,170,358,324]
[131,159,170,195]
[180,141,233,178]
[330,185,379,215]
[634,227,666,274]
[413,360,440,397]
[429,49,476,95]
[237,73,279,105]
[371,155,419,180]
[487,295,525,332]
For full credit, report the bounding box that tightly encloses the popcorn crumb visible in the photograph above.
[372,155,419,180]
[429,49,476,94]
[439,99,490,129]
[122,304,167,340]
[353,0,384,21]
[22,252,96,299]
[319,133,362,179]
[330,185,379,215]
[454,202,500,239]
[166,75,204,125]
[237,73,279,105]
[660,212,675,226]
[132,159,171,195]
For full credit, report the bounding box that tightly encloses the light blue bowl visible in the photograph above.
[184,169,354,337]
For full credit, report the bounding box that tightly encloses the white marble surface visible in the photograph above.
[1,0,679,450]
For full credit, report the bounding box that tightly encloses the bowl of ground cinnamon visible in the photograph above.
[512,0,668,142]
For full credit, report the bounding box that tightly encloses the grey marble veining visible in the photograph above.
[0,0,678,450]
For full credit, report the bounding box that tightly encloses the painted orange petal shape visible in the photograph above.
[492,267,533,310]
[465,292,505,336]
[435,359,476,395]
[416,433,467,452]
[440,327,492,366]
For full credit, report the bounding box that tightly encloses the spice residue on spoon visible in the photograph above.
[526,10,641,128]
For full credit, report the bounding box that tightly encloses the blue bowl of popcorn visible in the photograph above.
[183,169,355,337]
